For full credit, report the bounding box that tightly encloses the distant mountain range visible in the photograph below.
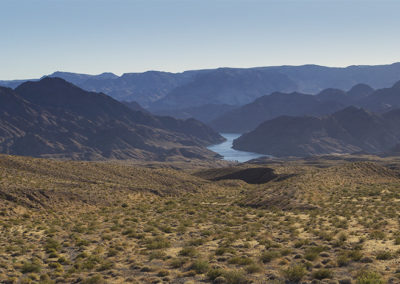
[233,106,400,157]
[210,83,378,133]
[0,78,223,161]
[152,104,238,123]
[1,63,400,111]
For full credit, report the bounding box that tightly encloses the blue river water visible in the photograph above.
[207,133,265,163]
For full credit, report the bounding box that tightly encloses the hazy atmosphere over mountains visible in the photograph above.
[2,63,400,109]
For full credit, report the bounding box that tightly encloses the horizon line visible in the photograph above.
[2,61,400,81]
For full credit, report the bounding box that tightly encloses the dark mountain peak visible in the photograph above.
[47,71,118,86]
[18,77,76,90]
[1,79,223,160]
[318,88,346,97]
[0,86,19,104]
[316,88,348,103]
[348,83,374,96]
[332,106,371,118]
[269,91,305,97]
[121,70,171,78]
[0,86,13,94]
[14,77,135,122]
[15,77,92,106]
[48,71,73,77]
[391,80,400,89]
[97,72,118,78]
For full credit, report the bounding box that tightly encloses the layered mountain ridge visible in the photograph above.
[210,80,400,133]
[0,78,223,161]
[233,106,400,157]
[2,63,400,110]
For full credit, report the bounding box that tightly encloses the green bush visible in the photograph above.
[348,249,363,261]
[245,263,262,274]
[207,268,224,280]
[312,269,332,280]
[82,275,105,284]
[260,251,280,263]
[44,238,60,253]
[190,259,210,274]
[376,250,392,260]
[170,257,187,268]
[207,268,248,284]
[223,269,248,284]
[21,260,41,274]
[228,256,254,266]
[282,264,306,282]
[337,254,350,267]
[304,246,325,261]
[356,271,385,284]
[145,236,170,250]
[178,246,197,257]
[369,231,385,240]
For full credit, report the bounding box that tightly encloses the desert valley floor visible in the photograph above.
[1,154,400,283]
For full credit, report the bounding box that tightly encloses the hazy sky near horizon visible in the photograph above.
[1,0,400,80]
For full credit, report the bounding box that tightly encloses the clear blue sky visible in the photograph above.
[1,0,400,80]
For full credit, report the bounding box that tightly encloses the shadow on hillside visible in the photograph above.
[194,167,293,184]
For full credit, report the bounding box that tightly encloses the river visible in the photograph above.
[207,133,265,163]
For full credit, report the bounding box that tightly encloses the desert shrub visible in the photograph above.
[369,230,385,240]
[337,232,348,242]
[245,263,262,274]
[348,249,363,261]
[179,246,198,257]
[39,274,53,284]
[282,264,306,282]
[207,268,224,280]
[228,256,254,266]
[145,236,170,250]
[57,256,68,264]
[157,269,170,277]
[356,271,385,284]
[190,259,210,274]
[160,225,172,233]
[21,260,41,274]
[148,250,167,260]
[107,248,118,257]
[280,248,292,256]
[208,268,248,283]
[215,246,234,256]
[260,251,280,263]
[170,257,187,268]
[44,238,60,253]
[97,261,114,271]
[82,255,102,270]
[304,246,325,261]
[82,275,105,284]
[294,239,309,248]
[312,269,332,280]
[223,269,248,284]
[188,238,205,246]
[376,250,392,260]
[337,254,350,267]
